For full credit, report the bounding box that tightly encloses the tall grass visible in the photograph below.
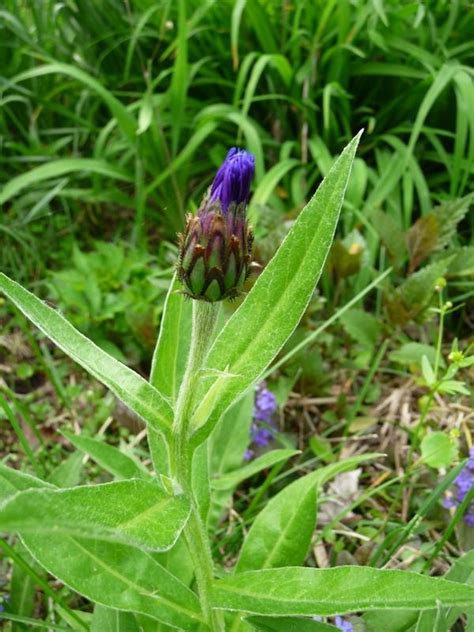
[0,0,472,287]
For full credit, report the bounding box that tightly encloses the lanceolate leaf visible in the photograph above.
[190,132,362,444]
[0,463,53,499]
[0,479,190,552]
[0,273,173,436]
[210,567,474,615]
[22,534,204,630]
[150,273,192,402]
[235,454,381,573]
[62,431,148,480]
[211,449,300,491]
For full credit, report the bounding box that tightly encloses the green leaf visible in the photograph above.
[62,430,148,480]
[340,308,380,347]
[389,343,442,370]
[245,616,337,631]
[0,466,202,629]
[150,273,192,403]
[421,355,436,386]
[190,131,362,443]
[0,463,52,500]
[91,605,140,632]
[210,567,474,615]
[208,392,255,529]
[21,534,204,630]
[235,454,381,572]
[211,450,300,491]
[0,273,173,437]
[420,432,458,469]
[0,479,190,552]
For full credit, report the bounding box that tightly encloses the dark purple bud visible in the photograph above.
[210,148,255,213]
[177,147,255,302]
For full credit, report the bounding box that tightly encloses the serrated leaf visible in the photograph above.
[0,273,173,437]
[210,567,474,615]
[190,132,362,444]
[389,343,441,369]
[0,479,190,552]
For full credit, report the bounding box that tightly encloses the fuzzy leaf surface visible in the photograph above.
[0,273,173,436]
[191,132,362,442]
[211,567,474,615]
[0,479,190,552]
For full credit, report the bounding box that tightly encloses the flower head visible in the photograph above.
[210,148,255,213]
[178,147,255,302]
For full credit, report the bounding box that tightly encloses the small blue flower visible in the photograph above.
[244,383,278,460]
[210,147,255,213]
[444,447,474,526]
[334,615,353,632]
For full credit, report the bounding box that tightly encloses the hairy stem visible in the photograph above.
[171,300,223,630]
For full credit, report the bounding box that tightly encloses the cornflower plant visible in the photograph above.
[1,132,474,631]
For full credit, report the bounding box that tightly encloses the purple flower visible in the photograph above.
[210,148,255,213]
[177,147,255,301]
[244,383,278,460]
[334,616,353,632]
[445,449,474,526]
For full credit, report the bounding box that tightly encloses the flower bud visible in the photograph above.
[178,148,255,302]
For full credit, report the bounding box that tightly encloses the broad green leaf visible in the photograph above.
[211,450,300,491]
[190,132,362,444]
[22,534,204,630]
[0,273,173,437]
[150,273,192,402]
[210,567,474,615]
[1,466,202,629]
[0,479,190,552]
[91,605,140,632]
[62,431,148,480]
[236,454,381,572]
[389,343,441,369]
[420,432,458,469]
[245,616,337,631]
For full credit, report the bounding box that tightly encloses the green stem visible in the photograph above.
[171,301,223,630]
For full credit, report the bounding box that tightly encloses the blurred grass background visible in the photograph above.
[0,0,473,366]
